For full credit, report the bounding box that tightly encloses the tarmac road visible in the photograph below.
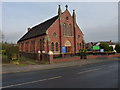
[2,59,119,88]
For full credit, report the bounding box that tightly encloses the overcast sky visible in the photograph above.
[2,2,118,43]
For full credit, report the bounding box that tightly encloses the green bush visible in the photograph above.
[115,44,120,53]
[79,49,87,52]
[2,43,13,55]
[6,45,19,61]
[79,49,87,56]
[109,46,113,51]
[2,50,6,55]
[100,43,109,51]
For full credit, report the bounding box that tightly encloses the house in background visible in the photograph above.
[99,40,116,52]
[17,5,85,56]
[86,40,116,52]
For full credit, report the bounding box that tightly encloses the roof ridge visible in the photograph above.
[31,15,58,29]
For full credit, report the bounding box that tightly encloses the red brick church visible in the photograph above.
[17,5,85,55]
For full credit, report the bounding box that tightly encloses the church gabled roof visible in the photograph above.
[17,15,58,43]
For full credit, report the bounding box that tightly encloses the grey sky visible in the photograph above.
[2,2,118,43]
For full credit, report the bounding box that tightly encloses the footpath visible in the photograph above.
[2,57,119,74]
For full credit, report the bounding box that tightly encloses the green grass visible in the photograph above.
[11,59,38,65]
[25,60,35,65]
[0,54,2,58]
[2,54,10,63]
[13,56,40,65]
[42,61,49,64]
[2,54,7,58]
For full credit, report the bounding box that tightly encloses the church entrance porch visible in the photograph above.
[65,40,72,53]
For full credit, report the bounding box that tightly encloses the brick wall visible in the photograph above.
[51,53,120,63]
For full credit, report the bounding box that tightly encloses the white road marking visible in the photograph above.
[78,68,102,74]
[2,76,62,88]
[108,65,117,68]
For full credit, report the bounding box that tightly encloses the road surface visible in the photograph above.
[2,59,119,88]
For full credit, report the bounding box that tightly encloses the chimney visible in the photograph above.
[28,28,31,32]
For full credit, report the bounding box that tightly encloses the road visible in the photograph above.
[2,59,119,88]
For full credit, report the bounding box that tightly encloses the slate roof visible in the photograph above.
[18,15,58,43]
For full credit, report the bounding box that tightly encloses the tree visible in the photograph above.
[109,46,113,51]
[115,44,120,53]
[99,43,109,51]
[6,45,19,62]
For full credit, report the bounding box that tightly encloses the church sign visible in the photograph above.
[92,46,100,50]
[62,46,66,53]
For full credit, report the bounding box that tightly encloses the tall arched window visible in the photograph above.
[26,41,29,52]
[21,43,24,52]
[63,23,66,36]
[80,43,81,49]
[77,43,79,50]
[31,40,35,52]
[42,38,44,50]
[68,24,72,36]
[40,39,42,51]
[56,42,59,51]
[51,42,54,51]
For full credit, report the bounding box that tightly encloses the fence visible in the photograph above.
[19,52,119,64]
[19,52,38,60]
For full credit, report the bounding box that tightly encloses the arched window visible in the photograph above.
[56,42,59,51]
[40,39,42,51]
[42,38,44,49]
[51,42,54,51]
[78,35,80,39]
[21,43,24,52]
[31,40,35,52]
[26,41,29,52]
[68,24,72,36]
[63,23,66,35]
[77,43,79,50]
[80,43,81,49]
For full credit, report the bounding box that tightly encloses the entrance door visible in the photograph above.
[66,46,71,52]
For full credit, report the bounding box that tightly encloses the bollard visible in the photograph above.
[48,51,53,64]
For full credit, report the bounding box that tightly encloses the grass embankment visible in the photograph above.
[14,56,40,65]
[2,54,40,65]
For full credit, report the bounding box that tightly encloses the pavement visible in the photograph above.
[2,57,119,74]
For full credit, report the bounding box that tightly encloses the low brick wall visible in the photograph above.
[87,53,120,59]
[52,53,120,63]
[19,52,120,64]
[53,56,80,63]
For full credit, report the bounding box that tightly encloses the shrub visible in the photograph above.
[79,49,87,56]
[6,45,19,61]
[99,43,109,51]
[79,49,87,52]
[109,46,113,51]
[2,43,13,55]
[115,44,120,53]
